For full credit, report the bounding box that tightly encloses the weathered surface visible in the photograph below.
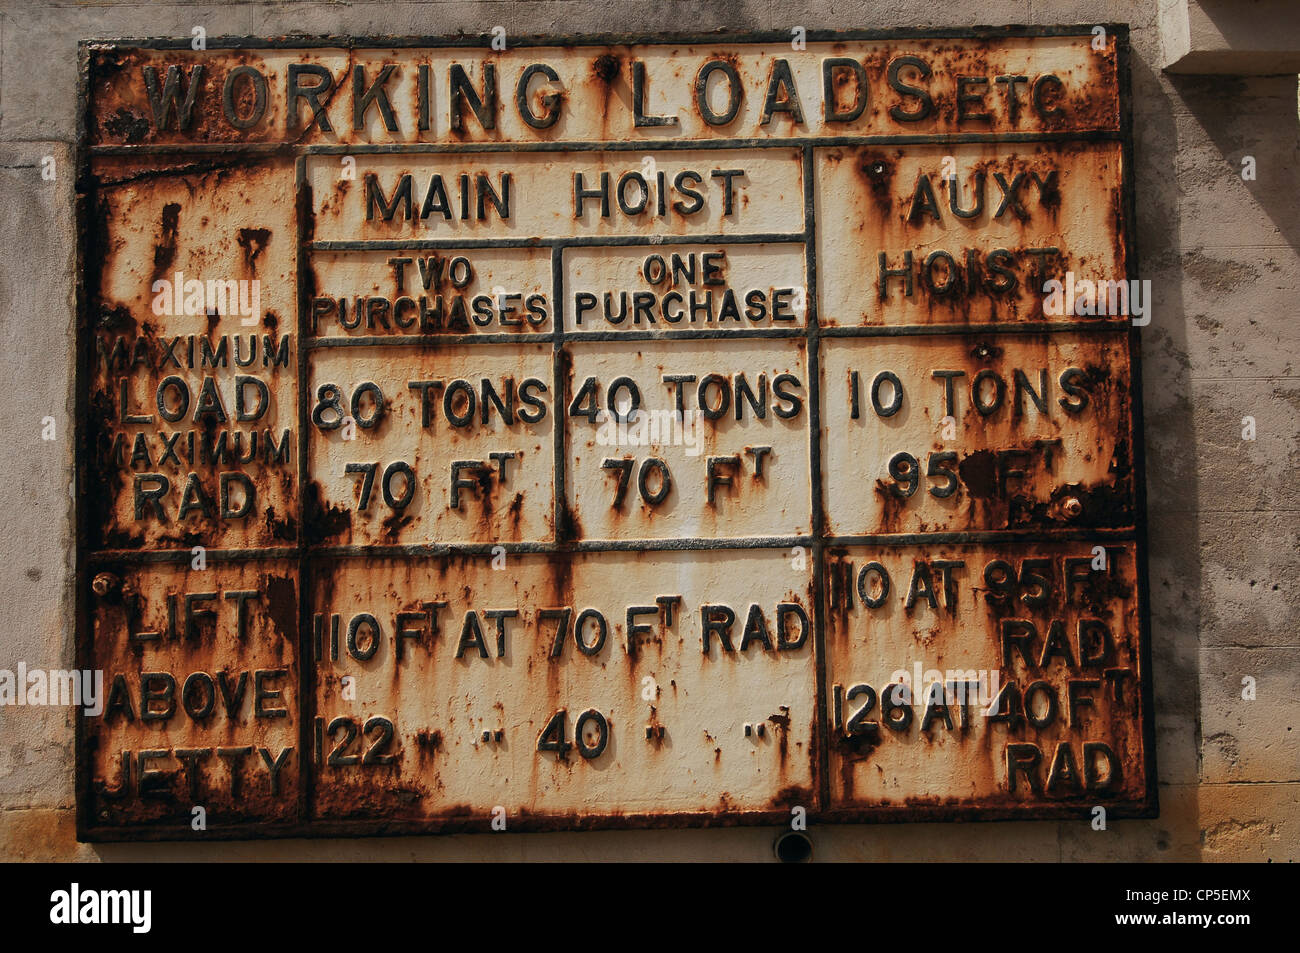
[0,0,1292,861]
[70,28,1155,838]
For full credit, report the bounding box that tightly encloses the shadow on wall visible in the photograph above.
[1175,68,1299,855]
[1135,31,1300,855]
[1195,0,1300,61]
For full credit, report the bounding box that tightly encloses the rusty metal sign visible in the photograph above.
[75,27,1155,840]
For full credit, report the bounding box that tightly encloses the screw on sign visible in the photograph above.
[75,29,1152,840]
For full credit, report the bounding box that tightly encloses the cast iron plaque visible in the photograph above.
[75,27,1155,840]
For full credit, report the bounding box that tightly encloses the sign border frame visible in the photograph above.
[74,25,1156,842]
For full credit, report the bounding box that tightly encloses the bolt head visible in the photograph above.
[91,572,119,597]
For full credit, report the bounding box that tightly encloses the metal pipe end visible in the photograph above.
[773,830,813,863]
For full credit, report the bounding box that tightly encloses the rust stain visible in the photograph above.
[76,33,1147,838]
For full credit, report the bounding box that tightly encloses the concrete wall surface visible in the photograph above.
[0,0,1295,862]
